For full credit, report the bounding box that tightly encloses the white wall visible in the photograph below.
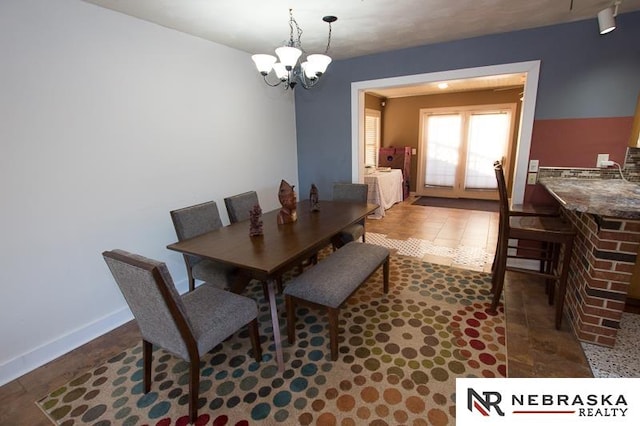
[0,0,298,385]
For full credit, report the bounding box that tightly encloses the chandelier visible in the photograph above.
[251,9,337,90]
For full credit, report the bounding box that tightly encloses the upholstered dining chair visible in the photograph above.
[102,249,262,424]
[170,201,237,292]
[490,161,576,329]
[224,190,292,293]
[332,183,369,249]
[224,190,260,224]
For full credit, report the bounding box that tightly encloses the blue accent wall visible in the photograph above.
[295,11,640,197]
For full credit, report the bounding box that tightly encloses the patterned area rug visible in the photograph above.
[37,255,506,425]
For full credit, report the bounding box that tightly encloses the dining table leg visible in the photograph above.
[266,278,285,373]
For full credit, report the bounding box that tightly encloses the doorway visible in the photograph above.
[351,61,541,206]
[417,104,516,199]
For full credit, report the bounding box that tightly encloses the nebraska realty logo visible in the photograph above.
[456,378,640,425]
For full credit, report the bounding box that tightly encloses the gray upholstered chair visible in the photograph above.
[170,201,237,292]
[224,190,288,293]
[332,183,369,249]
[224,191,260,224]
[102,249,261,424]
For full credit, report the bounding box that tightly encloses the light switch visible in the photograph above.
[527,172,537,185]
[528,159,539,172]
[411,148,417,155]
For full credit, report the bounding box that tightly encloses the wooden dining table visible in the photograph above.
[167,199,379,372]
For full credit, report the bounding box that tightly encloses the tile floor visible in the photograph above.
[367,198,498,273]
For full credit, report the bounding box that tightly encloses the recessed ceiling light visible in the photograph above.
[438,82,449,89]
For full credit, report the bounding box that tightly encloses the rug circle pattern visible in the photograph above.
[38,255,506,425]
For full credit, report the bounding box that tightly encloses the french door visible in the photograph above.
[416,104,516,199]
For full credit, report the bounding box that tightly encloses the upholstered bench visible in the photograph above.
[284,242,390,360]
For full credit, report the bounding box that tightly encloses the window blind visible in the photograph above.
[365,110,381,166]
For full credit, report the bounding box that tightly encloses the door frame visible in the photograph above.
[350,60,540,205]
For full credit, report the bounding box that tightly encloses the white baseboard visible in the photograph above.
[0,307,133,387]
[0,279,189,387]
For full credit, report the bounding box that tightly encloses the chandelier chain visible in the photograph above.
[288,9,305,51]
[324,22,332,54]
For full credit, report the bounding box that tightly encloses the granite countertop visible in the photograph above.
[538,177,640,219]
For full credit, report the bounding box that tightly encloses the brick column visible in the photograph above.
[563,211,640,347]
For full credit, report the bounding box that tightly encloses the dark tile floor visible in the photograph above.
[0,196,598,425]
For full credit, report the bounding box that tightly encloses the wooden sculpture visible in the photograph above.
[310,184,320,212]
[249,204,263,236]
[277,179,298,224]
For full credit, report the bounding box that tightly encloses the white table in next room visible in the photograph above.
[364,169,404,219]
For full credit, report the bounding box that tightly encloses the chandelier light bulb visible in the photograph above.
[272,63,288,81]
[306,54,332,76]
[275,46,302,70]
[302,62,317,80]
[251,54,277,75]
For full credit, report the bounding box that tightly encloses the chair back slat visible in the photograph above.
[225,191,259,224]
[103,250,194,359]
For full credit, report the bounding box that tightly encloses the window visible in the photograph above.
[418,103,516,199]
[424,114,462,187]
[364,109,381,167]
[465,112,510,189]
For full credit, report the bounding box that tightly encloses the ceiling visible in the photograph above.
[83,0,640,60]
[368,73,527,98]
[81,0,639,96]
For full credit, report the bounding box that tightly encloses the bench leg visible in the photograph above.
[286,295,296,344]
[328,307,340,361]
[383,257,389,294]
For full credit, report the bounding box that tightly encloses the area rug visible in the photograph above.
[412,196,499,212]
[37,255,506,425]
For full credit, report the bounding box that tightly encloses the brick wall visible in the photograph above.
[563,211,640,347]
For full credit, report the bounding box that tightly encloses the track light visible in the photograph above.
[598,1,621,35]
[598,7,615,34]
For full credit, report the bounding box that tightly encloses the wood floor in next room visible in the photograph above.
[0,196,594,425]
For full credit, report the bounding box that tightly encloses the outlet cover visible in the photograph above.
[596,153,609,167]
[527,172,537,185]
[529,159,539,172]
